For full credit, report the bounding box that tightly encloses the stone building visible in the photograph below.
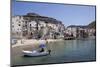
[65,25,89,38]
[11,13,65,39]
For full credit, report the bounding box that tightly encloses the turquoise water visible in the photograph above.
[12,39,96,66]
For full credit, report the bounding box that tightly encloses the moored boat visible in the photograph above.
[22,50,51,57]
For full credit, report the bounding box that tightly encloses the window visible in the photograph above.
[30,24,31,26]
[18,24,21,26]
[25,21,27,24]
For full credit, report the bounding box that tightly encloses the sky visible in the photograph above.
[12,0,96,26]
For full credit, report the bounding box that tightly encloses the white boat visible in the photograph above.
[22,50,51,57]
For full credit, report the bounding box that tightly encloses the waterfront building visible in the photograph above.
[11,13,65,39]
[88,28,96,36]
[66,25,89,38]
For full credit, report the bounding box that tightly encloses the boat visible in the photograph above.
[22,43,51,57]
[22,50,51,57]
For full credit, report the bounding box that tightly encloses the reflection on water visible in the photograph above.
[12,39,96,66]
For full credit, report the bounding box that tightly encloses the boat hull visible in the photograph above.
[22,50,49,57]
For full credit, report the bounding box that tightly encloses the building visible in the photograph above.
[65,25,89,38]
[88,28,96,36]
[11,13,65,39]
[12,16,23,38]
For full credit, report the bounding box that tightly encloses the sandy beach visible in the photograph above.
[12,39,64,48]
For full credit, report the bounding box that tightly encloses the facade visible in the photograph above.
[11,13,65,39]
[88,28,96,36]
[65,25,92,38]
[65,25,96,38]
[12,16,23,38]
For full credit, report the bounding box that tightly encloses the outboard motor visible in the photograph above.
[48,50,51,55]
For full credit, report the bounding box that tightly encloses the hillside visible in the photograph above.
[67,20,96,29]
[88,21,96,29]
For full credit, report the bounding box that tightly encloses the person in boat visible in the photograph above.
[38,38,47,52]
[38,40,51,54]
[39,44,45,52]
[39,47,44,52]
